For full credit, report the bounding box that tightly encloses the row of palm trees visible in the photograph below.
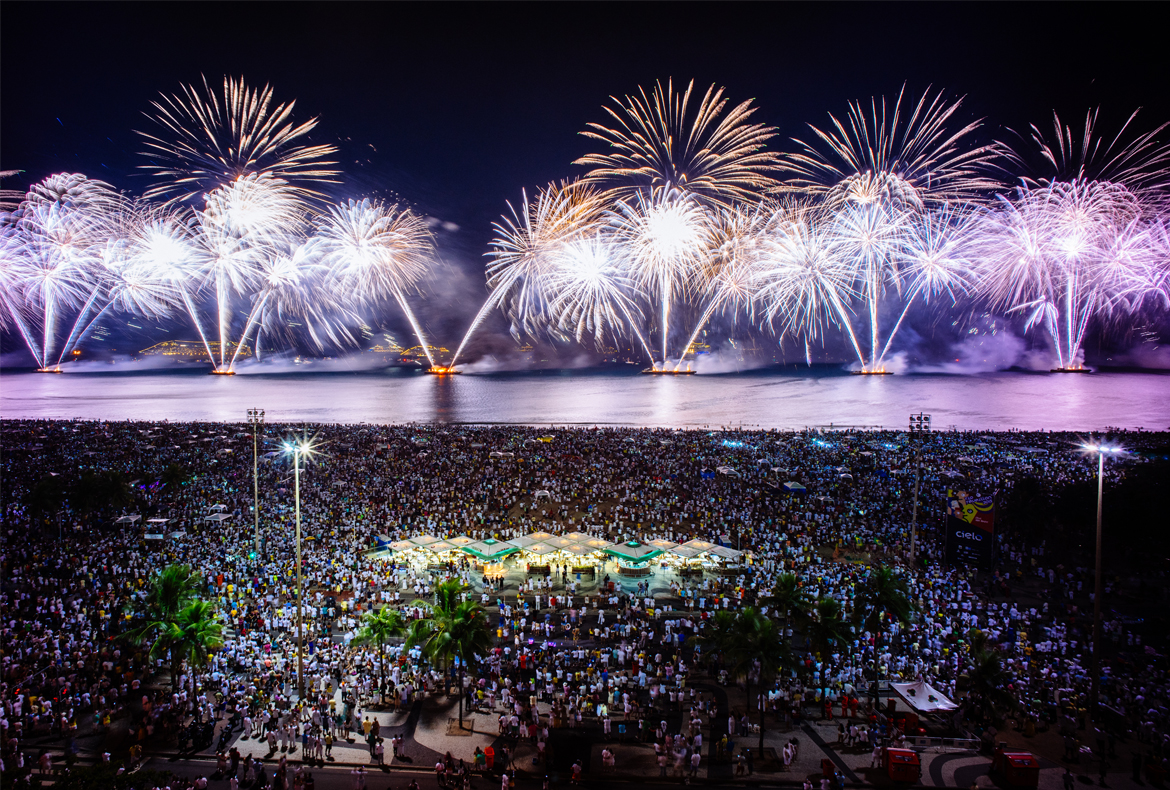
[126,567,493,729]
[128,565,1006,732]
[125,565,224,692]
[352,578,493,727]
[698,567,915,751]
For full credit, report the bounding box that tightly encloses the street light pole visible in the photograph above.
[282,434,320,702]
[1083,440,1122,731]
[1092,449,1103,727]
[247,409,265,556]
[293,443,305,700]
[908,413,931,564]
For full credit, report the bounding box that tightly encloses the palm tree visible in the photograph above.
[167,601,225,680]
[696,610,738,674]
[856,567,914,707]
[353,606,407,702]
[959,629,1014,725]
[406,579,494,727]
[125,565,205,691]
[24,475,65,521]
[763,573,812,629]
[73,469,134,520]
[142,564,200,622]
[724,607,791,752]
[160,463,191,489]
[807,597,851,662]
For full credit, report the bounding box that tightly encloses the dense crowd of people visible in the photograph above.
[1,418,1168,788]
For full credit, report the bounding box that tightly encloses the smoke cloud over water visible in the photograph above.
[909,333,1028,374]
[693,341,773,374]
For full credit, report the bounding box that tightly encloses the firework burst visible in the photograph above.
[137,75,340,203]
[781,86,1004,208]
[577,79,780,206]
[974,180,1156,367]
[754,201,861,353]
[609,187,713,365]
[1021,108,1170,193]
[318,198,436,366]
[673,203,769,367]
[451,181,607,365]
[546,233,649,354]
[5,175,124,367]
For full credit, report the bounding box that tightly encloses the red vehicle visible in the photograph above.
[882,748,921,783]
[991,744,1040,788]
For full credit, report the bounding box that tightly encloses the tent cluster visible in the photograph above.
[374,531,746,567]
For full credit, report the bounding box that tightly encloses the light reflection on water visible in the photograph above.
[0,367,1167,430]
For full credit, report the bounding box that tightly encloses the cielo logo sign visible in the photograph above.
[956,531,984,541]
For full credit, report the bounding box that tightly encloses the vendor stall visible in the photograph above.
[560,543,601,577]
[519,542,557,574]
[603,540,663,576]
[461,538,520,566]
[666,543,707,576]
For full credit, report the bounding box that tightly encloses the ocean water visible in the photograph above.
[1,366,1167,430]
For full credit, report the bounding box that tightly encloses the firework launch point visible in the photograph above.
[641,367,696,375]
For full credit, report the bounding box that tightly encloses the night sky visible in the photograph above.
[2,2,1167,361]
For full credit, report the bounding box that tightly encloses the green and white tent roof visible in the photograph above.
[461,538,519,560]
[603,541,663,563]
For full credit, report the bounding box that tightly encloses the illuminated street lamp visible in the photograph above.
[1081,440,1124,728]
[907,413,931,564]
[282,433,320,700]
[247,409,265,556]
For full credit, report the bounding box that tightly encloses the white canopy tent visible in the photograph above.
[522,543,558,556]
[891,680,958,713]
